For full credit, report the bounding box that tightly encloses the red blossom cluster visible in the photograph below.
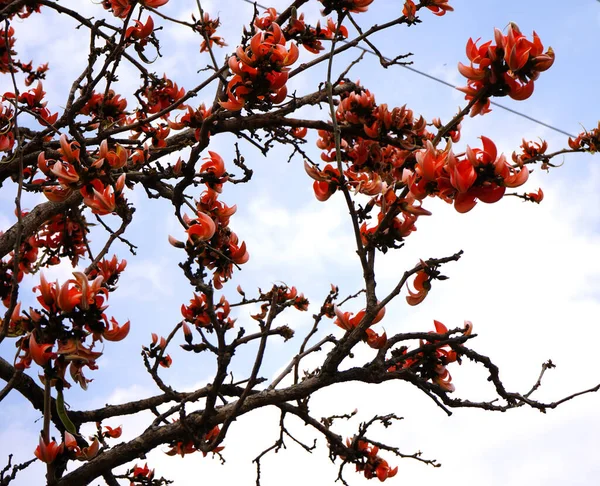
[125,15,154,45]
[196,12,227,52]
[143,333,173,368]
[102,0,168,19]
[10,262,129,391]
[0,212,88,310]
[402,0,453,19]
[309,89,532,249]
[128,463,155,485]
[256,8,348,54]
[168,103,211,142]
[458,23,555,116]
[140,74,185,115]
[568,122,600,153]
[343,438,398,482]
[0,103,14,151]
[220,22,298,111]
[0,25,16,73]
[181,293,235,334]
[36,133,128,215]
[170,152,249,289]
[34,425,119,465]
[333,304,386,349]
[36,212,89,267]
[64,432,100,461]
[4,81,58,126]
[18,60,49,86]
[34,435,63,464]
[406,136,530,213]
[80,89,128,128]
[250,284,309,323]
[512,138,548,165]
[165,425,223,457]
[388,320,473,392]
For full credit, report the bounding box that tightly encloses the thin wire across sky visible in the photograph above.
[235,0,576,138]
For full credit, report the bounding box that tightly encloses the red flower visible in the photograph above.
[426,0,453,16]
[81,180,116,215]
[103,425,123,439]
[34,435,63,464]
[185,211,217,243]
[527,188,544,203]
[102,317,130,342]
[29,332,55,366]
[406,270,429,306]
[125,16,154,42]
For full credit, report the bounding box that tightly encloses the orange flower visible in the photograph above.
[64,432,100,461]
[29,333,55,366]
[81,180,116,215]
[426,0,453,16]
[220,23,298,111]
[34,435,63,464]
[406,270,429,306]
[125,16,154,42]
[103,425,123,439]
[131,463,154,481]
[527,188,544,203]
[186,211,217,243]
[403,0,416,20]
[102,317,130,342]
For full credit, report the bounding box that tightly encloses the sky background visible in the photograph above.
[1,0,600,485]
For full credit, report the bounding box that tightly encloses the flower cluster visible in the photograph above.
[0,102,14,151]
[512,138,548,165]
[102,0,168,19]
[196,12,227,52]
[220,22,298,111]
[343,438,398,481]
[256,8,348,54]
[181,293,235,333]
[80,89,128,128]
[170,152,249,289]
[333,304,386,349]
[35,426,118,464]
[128,463,155,485]
[388,320,473,392]
[36,212,89,267]
[309,88,532,250]
[0,213,82,311]
[11,264,129,390]
[409,137,529,213]
[36,134,128,215]
[403,0,453,19]
[143,333,173,368]
[307,85,438,251]
[165,425,223,457]
[458,23,555,116]
[250,284,309,323]
[141,74,185,115]
[0,25,16,74]
[568,122,600,153]
[168,103,211,142]
[4,81,58,126]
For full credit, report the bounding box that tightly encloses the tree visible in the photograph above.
[0,0,598,484]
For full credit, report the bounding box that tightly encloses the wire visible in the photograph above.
[237,0,577,138]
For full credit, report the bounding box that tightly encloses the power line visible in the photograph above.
[237,0,576,138]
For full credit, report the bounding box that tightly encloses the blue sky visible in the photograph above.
[1,1,600,485]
